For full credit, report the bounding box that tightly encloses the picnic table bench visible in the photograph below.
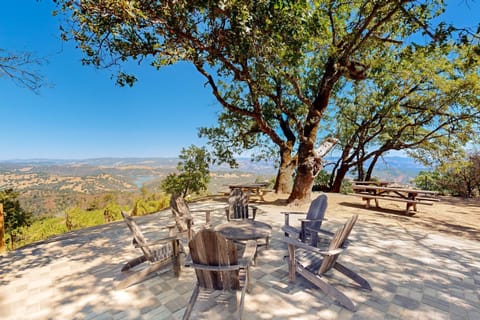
[351,184,439,215]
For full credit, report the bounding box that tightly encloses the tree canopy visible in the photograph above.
[414,151,480,197]
[53,0,479,202]
[0,189,33,249]
[161,145,211,197]
[326,41,480,191]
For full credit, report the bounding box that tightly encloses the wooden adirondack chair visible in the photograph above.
[282,214,371,312]
[282,194,332,246]
[225,188,257,221]
[183,229,257,320]
[118,211,182,289]
[170,194,212,242]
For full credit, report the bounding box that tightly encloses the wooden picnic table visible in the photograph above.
[352,180,390,187]
[351,185,439,215]
[228,182,270,201]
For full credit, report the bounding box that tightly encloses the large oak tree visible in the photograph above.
[327,42,480,191]
[53,0,461,202]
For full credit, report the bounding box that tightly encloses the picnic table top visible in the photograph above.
[227,182,270,189]
[352,180,390,186]
[352,185,438,195]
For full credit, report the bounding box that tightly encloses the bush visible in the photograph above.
[14,216,67,247]
[8,191,171,250]
[340,180,353,194]
[312,170,331,191]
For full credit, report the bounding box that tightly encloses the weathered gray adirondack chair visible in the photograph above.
[225,188,257,221]
[118,211,181,289]
[183,229,257,320]
[170,194,212,242]
[282,214,371,312]
[282,194,331,246]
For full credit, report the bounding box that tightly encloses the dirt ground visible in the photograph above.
[257,191,480,242]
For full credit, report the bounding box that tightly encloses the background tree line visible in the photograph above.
[413,151,480,198]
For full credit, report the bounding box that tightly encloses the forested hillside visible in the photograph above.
[0,158,276,216]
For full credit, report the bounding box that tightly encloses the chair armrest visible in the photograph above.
[298,218,324,222]
[281,211,307,215]
[134,235,179,248]
[156,224,176,230]
[189,209,213,226]
[306,226,335,237]
[281,225,301,236]
[282,211,306,227]
[191,263,241,272]
[239,240,257,267]
[189,209,214,213]
[281,236,344,256]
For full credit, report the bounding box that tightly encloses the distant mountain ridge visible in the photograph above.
[1,155,428,183]
[0,156,429,215]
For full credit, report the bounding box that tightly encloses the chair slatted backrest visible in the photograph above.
[121,211,154,261]
[318,214,358,274]
[188,230,240,290]
[228,188,250,220]
[170,194,193,233]
[305,194,328,230]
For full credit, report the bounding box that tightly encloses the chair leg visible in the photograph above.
[287,244,296,282]
[182,283,200,320]
[239,282,248,320]
[333,262,372,291]
[296,263,356,312]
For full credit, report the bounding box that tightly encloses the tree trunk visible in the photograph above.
[274,146,295,194]
[287,57,340,204]
[288,137,338,203]
[365,154,380,180]
[9,232,15,250]
[356,161,365,181]
[288,153,317,204]
[331,163,350,193]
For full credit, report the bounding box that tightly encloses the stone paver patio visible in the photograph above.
[1,193,479,319]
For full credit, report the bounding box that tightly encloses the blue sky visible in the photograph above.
[1,1,479,160]
[1,1,221,159]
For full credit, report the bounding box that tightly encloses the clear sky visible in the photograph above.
[1,1,479,160]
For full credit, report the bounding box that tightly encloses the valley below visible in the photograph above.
[0,156,425,216]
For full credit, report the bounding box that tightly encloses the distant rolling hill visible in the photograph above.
[0,156,429,215]
[323,156,429,185]
[0,156,428,189]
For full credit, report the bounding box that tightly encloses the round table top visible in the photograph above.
[215,220,272,241]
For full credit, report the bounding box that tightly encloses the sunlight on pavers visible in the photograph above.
[1,195,479,319]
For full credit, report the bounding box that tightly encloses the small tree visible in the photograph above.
[161,145,211,198]
[0,189,33,250]
[413,171,443,192]
[413,152,480,197]
[438,153,480,198]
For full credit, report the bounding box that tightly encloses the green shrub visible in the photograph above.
[312,170,331,191]
[340,180,353,194]
[11,216,67,248]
